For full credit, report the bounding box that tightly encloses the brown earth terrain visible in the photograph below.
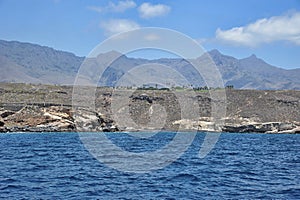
[0,83,299,133]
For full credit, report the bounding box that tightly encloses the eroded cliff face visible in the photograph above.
[0,83,299,133]
[0,106,118,132]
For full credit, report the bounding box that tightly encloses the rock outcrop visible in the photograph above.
[222,122,300,133]
[0,83,299,133]
[0,105,119,133]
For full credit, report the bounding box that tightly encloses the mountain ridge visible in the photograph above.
[0,39,299,90]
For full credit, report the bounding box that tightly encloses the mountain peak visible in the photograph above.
[209,49,221,56]
[100,50,122,57]
[95,50,125,60]
[242,54,264,63]
[107,50,122,55]
[1,39,300,90]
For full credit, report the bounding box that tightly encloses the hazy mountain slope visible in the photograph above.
[0,39,299,89]
[208,50,300,90]
[0,55,41,83]
[0,40,83,84]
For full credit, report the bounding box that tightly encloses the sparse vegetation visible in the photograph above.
[0,83,299,133]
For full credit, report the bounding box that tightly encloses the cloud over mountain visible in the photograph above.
[100,19,140,36]
[216,11,300,46]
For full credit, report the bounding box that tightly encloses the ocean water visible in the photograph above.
[0,132,299,199]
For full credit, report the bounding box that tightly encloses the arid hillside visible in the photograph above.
[0,83,299,133]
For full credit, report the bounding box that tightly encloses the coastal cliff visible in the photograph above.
[0,83,299,133]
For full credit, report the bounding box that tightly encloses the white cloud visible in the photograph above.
[87,6,103,13]
[88,0,136,13]
[216,12,300,46]
[144,34,160,41]
[109,0,136,12]
[100,19,140,36]
[194,38,209,45]
[138,3,170,19]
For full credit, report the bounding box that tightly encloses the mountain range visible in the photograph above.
[0,39,299,90]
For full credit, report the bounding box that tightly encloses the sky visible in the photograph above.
[0,0,300,69]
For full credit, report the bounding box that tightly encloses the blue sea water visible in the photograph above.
[0,132,299,199]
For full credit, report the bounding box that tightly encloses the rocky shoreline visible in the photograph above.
[0,83,299,134]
